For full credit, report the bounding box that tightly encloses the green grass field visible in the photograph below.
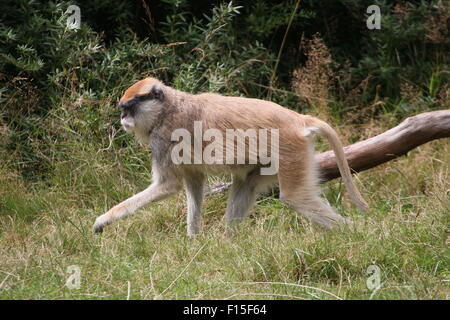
[0,130,448,300]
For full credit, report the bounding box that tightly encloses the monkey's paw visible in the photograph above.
[93,215,108,233]
[93,223,104,233]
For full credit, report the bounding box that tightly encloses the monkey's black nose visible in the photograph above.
[121,111,127,119]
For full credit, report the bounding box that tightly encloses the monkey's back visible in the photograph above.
[195,93,308,134]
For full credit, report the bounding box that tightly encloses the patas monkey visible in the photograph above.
[93,77,368,236]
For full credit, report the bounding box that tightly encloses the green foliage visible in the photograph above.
[0,0,447,179]
[0,1,167,179]
[0,0,283,180]
[159,0,273,94]
[345,0,449,111]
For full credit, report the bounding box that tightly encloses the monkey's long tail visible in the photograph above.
[303,117,369,211]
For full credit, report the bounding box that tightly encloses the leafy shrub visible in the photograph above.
[0,0,447,182]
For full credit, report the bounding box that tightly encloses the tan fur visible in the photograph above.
[93,78,368,236]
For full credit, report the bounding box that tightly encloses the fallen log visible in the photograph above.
[205,110,450,196]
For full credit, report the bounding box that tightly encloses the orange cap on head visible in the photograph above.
[119,78,162,103]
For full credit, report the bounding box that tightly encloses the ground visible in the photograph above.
[0,137,448,299]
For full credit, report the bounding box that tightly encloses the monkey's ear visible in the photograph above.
[150,85,164,101]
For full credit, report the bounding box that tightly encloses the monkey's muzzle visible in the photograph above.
[120,113,135,131]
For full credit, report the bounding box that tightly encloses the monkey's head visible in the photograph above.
[118,78,165,135]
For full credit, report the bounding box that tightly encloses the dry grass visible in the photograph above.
[292,34,334,120]
[0,130,448,299]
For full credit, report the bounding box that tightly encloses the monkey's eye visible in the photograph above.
[120,98,137,109]
[119,99,139,117]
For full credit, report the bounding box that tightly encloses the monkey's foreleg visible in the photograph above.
[93,180,181,233]
[183,172,204,237]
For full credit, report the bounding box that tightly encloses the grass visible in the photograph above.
[0,125,448,300]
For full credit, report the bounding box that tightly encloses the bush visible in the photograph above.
[0,0,448,182]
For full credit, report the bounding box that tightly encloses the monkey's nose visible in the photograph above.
[121,111,127,119]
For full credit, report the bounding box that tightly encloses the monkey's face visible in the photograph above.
[118,83,165,134]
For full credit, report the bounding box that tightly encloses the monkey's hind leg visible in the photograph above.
[278,151,352,230]
[183,171,205,237]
